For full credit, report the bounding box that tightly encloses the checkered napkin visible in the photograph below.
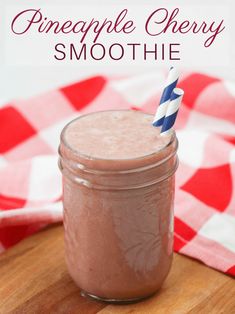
[0,72,235,276]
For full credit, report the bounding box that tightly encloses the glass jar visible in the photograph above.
[58,110,178,303]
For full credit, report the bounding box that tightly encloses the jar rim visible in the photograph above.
[60,109,176,164]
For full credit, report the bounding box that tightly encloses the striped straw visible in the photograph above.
[160,88,184,135]
[152,67,179,127]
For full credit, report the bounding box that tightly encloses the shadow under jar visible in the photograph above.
[58,110,178,303]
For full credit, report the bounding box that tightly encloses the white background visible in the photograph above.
[0,0,234,100]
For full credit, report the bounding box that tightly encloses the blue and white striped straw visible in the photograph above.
[152,67,179,127]
[160,88,184,135]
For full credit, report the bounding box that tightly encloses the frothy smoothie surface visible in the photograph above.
[63,110,171,160]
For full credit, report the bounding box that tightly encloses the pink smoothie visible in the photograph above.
[59,110,178,302]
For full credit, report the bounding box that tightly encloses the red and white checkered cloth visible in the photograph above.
[0,72,235,276]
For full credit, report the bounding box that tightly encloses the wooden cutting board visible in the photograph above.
[0,224,234,314]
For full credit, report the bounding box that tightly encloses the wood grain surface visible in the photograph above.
[0,224,234,314]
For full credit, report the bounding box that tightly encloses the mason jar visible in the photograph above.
[58,110,178,303]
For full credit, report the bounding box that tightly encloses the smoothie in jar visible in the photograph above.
[59,110,178,303]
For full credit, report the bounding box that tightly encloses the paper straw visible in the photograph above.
[160,88,184,135]
[152,67,179,127]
